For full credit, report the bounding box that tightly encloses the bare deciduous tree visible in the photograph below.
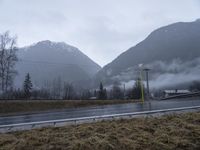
[0,31,18,93]
[64,82,75,100]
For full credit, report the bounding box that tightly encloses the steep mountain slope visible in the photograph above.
[95,19,200,89]
[15,40,101,87]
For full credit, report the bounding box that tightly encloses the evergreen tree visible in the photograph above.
[23,73,33,99]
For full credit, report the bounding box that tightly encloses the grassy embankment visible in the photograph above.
[0,100,138,116]
[0,111,200,150]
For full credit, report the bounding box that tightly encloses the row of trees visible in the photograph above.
[19,74,200,100]
[4,75,144,100]
[97,79,143,100]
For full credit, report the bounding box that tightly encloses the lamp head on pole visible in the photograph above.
[138,64,143,68]
[143,68,151,72]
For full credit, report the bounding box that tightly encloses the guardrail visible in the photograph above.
[161,92,200,100]
[0,105,200,133]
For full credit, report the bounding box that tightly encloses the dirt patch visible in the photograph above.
[0,111,200,150]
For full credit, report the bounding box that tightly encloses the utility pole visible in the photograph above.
[123,84,126,100]
[143,68,150,100]
[139,64,145,103]
[140,69,145,103]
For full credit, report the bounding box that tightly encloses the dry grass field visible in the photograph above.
[0,100,137,116]
[0,111,200,150]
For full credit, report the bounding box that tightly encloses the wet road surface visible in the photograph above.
[0,98,200,126]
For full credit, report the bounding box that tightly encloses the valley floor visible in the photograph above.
[0,100,138,116]
[0,111,200,150]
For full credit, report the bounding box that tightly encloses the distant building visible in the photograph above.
[163,89,190,98]
[89,96,97,100]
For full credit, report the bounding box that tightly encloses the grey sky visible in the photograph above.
[0,0,200,66]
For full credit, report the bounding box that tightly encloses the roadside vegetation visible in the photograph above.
[0,100,138,116]
[0,111,200,150]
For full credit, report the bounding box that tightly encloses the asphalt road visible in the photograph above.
[0,98,200,126]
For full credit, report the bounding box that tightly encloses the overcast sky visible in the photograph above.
[0,0,200,66]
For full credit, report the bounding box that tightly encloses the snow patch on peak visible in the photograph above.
[21,40,79,53]
[55,42,75,52]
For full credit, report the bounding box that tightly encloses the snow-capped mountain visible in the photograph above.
[15,40,101,87]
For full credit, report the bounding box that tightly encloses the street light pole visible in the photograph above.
[139,64,144,103]
[140,69,145,103]
[143,68,150,100]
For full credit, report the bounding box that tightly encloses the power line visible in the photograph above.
[18,59,130,69]
[18,59,100,69]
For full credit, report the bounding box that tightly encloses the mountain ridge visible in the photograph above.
[94,19,200,89]
[15,40,101,88]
